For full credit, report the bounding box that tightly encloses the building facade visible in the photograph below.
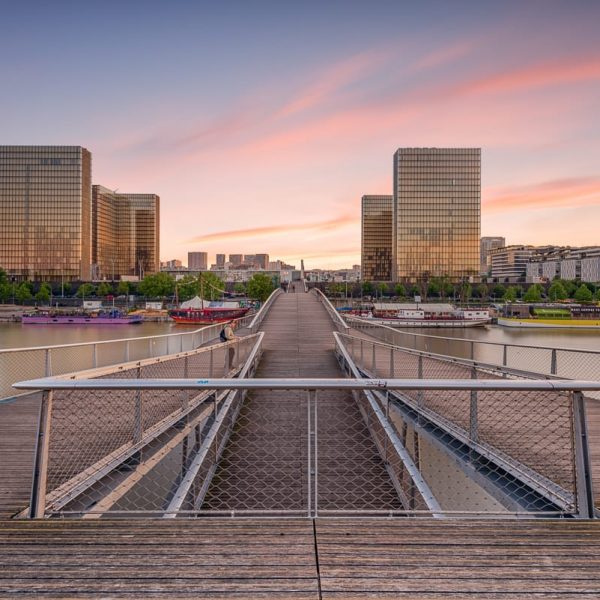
[361,195,393,281]
[229,254,242,266]
[0,145,92,281]
[480,236,505,275]
[188,251,208,270]
[526,246,600,283]
[216,253,226,267]
[92,186,160,280]
[490,245,541,282]
[392,148,480,283]
[254,253,269,270]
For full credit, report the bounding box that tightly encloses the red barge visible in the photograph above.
[168,307,250,325]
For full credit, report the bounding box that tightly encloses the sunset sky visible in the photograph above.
[2,1,600,268]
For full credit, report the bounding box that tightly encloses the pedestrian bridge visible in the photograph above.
[3,284,600,597]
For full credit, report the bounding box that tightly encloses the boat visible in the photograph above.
[168,295,251,325]
[22,309,143,325]
[498,304,600,329]
[351,302,491,328]
[168,306,251,325]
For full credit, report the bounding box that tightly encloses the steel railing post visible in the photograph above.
[314,389,318,518]
[470,366,478,444]
[390,347,394,378]
[125,340,130,363]
[134,365,142,443]
[148,338,152,359]
[503,344,507,367]
[209,348,214,377]
[307,390,312,517]
[470,341,475,361]
[572,391,595,518]
[372,343,376,373]
[44,349,52,377]
[30,390,53,518]
[92,344,97,369]
[551,349,558,376]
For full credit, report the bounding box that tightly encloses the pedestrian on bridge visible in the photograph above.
[220,320,238,369]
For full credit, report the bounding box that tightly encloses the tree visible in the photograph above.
[233,282,246,294]
[475,283,489,300]
[492,284,505,299]
[0,268,7,285]
[176,274,200,301]
[503,286,518,302]
[377,282,388,297]
[197,272,225,301]
[523,284,543,303]
[96,282,113,297]
[138,273,175,298]
[574,283,593,303]
[76,283,95,298]
[361,281,374,296]
[458,281,472,303]
[116,280,130,295]
[247,273,274,302]
[0,282,10,303]
[394,283,406,298]
[15,283,33,304]
[35,283,51,304]
[427,280,441,298]
[548,281,568,301]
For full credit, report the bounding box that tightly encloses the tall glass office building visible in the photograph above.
[361,195,393,281]
[0,146,92,281]
[92,186,160,280]
[393,148,480,283]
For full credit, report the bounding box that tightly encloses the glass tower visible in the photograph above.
[393,148,480,283]
[361,195,393,281]
[92,186,160,280]
[0,146,92,281]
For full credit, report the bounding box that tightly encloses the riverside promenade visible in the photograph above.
[1,286,600,597]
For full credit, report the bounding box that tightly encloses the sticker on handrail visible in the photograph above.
[197,379,209,384]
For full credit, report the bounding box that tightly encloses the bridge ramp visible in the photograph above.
[202,292,401,513]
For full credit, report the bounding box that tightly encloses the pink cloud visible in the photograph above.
[484,176,600,213]
[456,55,600,96]
[188,214,359,243]
[275,47,391,119]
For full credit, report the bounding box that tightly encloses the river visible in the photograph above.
[0,322,180,350]
[1,321,599,352]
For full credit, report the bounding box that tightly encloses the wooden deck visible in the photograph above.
[0,393,40,518]
[1,518,600,598]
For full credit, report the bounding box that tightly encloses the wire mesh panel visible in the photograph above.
[201,390,310,515]
[337,334,585,517]
[34,336,260,517]
[315,390,402,513]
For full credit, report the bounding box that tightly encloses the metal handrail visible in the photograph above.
[247,288,282,332]
[345,315,600,356]
[14,377,600,391]
[311,288,349,331]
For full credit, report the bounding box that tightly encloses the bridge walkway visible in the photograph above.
[202,289,401,513]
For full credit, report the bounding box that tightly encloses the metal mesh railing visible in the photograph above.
[16,377,595,519]
[24,335,262,517]
[0,316,257,402]
[312,288,350,332]
[335,332,591,517]
[346,316,600,379]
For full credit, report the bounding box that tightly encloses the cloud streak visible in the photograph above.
[188,215,359,243]
[484,176,600,213]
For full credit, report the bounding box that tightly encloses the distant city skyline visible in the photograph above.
[1,1,599,268]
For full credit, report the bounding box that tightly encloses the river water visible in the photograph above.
[0,322,180,350]
[2,321,598,352]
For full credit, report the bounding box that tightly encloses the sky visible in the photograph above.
[1,0,600,269]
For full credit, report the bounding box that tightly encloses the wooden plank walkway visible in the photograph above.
[203,290,400,513]
[0,393,40,518]
[2,518,600,598]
